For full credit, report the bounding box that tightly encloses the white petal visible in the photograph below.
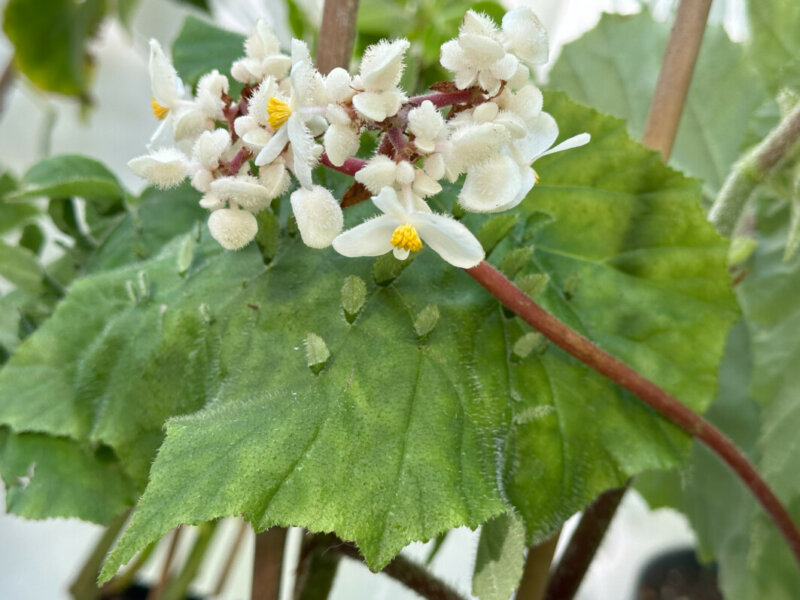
[459,155,522,213]
[149,40,180,107]
[255,125,289,166]
[538,132,591,159]
[355,155,397,194]
[413,212,485,268]
[332,215,398,257]
[248,78,280,127]
[192,169,214,193]
[371,186,407,221]
[323,124,360,167]
[199,192,225,210]
[360,39,410,90]
[461,10,499,37]
[208,208,257,250]
[210,175,272,212]
[448,122,510,172]
[472,101,499,123]
[352,90,399,122]
[128,147,188,188]
[290,186,344,248]
[174,108,211,142]
[515,111,559,163]
[423,153,446,180]
[412,170,442,198]
[287,113,320,189]
[395,161,415,185]
[325,67,355,103]
[458,33,505,69]
[242,127,273,153]
[502,8,549,66]
[193,129,231,169]
[259,162,291,198]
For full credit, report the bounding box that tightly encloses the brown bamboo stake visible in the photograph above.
[316,0,361,75]
[641,0,713,160]
[516,533,560,600]
[251,527,288,600]
[147,527,184,600]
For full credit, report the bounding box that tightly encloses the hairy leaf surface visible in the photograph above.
[0,97,737,575]
[548,12,772,196]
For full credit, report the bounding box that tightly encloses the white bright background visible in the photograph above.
[0,0,746,598]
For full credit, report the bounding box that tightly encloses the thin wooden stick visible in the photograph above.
[641,0,713,160]
[147,527,184,600]
[69,509,130,600]
[516,532,560,600]
[316,0,361,75]
[251,527,287,600]
[544,485,628,600]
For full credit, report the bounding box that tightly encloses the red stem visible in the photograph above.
[408,89,478,108]
[320,153,366,176]
[465,260,800,568]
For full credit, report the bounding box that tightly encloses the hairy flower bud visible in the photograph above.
[208,208,258,250]
[290,186,344,249]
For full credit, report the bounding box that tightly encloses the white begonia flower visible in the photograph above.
[188,129,232,192]
[128,147,190,189]
[234,78,280,153]
[459,113,590,213]
[231,19,292,84]
[254,40,329,189]
[501,8,549,67]
[442,120,511,178]
[210,175,274,212]
[440,10,519,95]
[323,104,360,166]
[333,186,485,268]
[352,39,410,122]
[290,186,344,249]
[208,207,258,250]
[148,40,194,149]
[407,101,447,154]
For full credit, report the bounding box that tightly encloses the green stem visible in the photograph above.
[69,509,131,600]
[160,522,219,600]
[709,101,800,236]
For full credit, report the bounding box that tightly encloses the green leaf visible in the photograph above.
[472,512,526,600]
[0,172,38,235]
[0,97,737,578]
[748,0,800,95]
[0,427,136,524]
[2,0,106,98]
[548,12,774,197]
[171,17,245,96]
[340,274,367,323]
[9,155,124,203]
[0,242,43,295]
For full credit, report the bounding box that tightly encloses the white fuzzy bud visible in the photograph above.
[259,163,291,198]
[193,129,231,170]
[290,186,344,249]
[446,122,510,174]
[459,155,523,213]
[355,155,398,194]
[423,153,446,180]
[210,175,272,212]
[360,39,410,91]
[325,67,355,103]
[323,124,361,167]
[473,101,499,123]
[408,101,446,154]
[192,169,214,193]
[412,170,442,198]
[128,148,188,188]
[199,192,225,210]
[395,161,415,185]
[208,208,258,250]
[502,8,549,67]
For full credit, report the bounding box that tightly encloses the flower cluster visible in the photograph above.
[129,8,588,269]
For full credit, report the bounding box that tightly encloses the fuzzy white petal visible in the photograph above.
[412,171,442,198]
[538,133,591,158]
[515,111,559,163]
[193,129,231,169]
[352,90,404,122]
[395,161,415,186]
[355,156,398,194]
[323,124,360,167]
[325,67,355,103]
[255,125,289,166]
[149,40,181,107]
[210,175,272,212]
[248,79,280,127]
[287,112,321,189]
[423,153,446,180]
[208,208,257,250]
[459,155,522,213]
[371,186,406,221]
[413,212,485,268]
[199,192,225,210]
[360,39,410,90]
[502,8,549,66]
[192,169,214,193]
[259,163,291,198]
[447,122,510,173]
[128,147,188,188]
[290,186,344,248]
[332,215,398,257]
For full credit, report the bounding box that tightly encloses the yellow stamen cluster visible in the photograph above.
[267,97,292,130]
[391,224,423,252]
[151,98,169,120]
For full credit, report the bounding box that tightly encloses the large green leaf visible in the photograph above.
[171,17,245,95]
[748,0,800,95]
[472,513,526,600]
[0,242,43,295]
[8,155,124,204]
[2,0,106,98]
[0,427,136,524]
[0,173,38,235]
[0,96,737,576]
[548,12,772,197]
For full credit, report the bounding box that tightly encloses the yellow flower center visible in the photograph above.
[151,97,169,120]
[267,97,292,130]
[391,224,423,253]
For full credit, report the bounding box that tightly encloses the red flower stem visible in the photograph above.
[223,148,252,176]
[320,153,366,176]
[465,260,800,568]
[408,89,479,108]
